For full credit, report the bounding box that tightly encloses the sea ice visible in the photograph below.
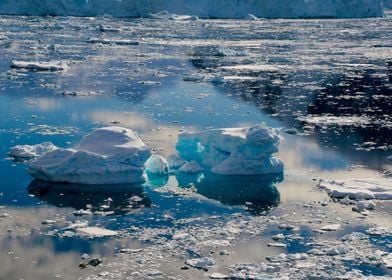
[10,60,68,71]
[77,226,118,237]
[176,124,284,175]
[9,142,57,160]
[28,126,151,184]
[317,178,392,200]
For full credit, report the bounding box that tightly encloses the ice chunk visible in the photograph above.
[11,60,68,71]
[166,154,186,169]
[144,154,169,175]
[317,178,392,200]
[28,126,151,184]
[185,257,216,269]
[176,124,283,175]
[9,142,57,160]
[77,227,117,237]
[86,38,139,45]
[178,161,203,173]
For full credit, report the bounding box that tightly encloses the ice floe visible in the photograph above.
[10,60,68,71]
[176,124,284,175]
[28,126,151,184]
[318,178,392,200]
[9,142,57,160]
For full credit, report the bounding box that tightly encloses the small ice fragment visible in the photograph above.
[209,273,229,279]
[9,142,57,160]
[353,200,376,212]
[77,227,117,237]
[185,257,216,270]
[178,161,203,173]
[320,224,341,231]
[41,219,57,225]
[145,155,169,175]
[11,60,68,71]
[245,14,259,20]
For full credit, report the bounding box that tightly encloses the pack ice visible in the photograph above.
[176,124,284,175]
[28,126,151,184]
[0,0,383,19]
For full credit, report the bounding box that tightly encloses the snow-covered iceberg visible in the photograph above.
[28,126,151,185]
[318,178,392,200]
[176,124,284,175]
[0,0,383,19]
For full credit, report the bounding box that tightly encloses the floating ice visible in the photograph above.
[317,178,392,200]
[185,257,216,269]
[77,227,118,237]
[10,60,68,71]
[148,10,198,21]
[176,124,283,175]
[28,126,151,184]
[144,154,169,176]
[86,38,139,45]
[0,0,383,18]
[9,142,57,160]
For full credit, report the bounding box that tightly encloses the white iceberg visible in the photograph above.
[28,126,151,185]
[176,124,283,175]
[317,178,392,200]
[144,154,169,175]
[11,60,68,71]
[0,0,383,19]
[9,142,58,160]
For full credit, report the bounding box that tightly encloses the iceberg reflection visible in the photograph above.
[176,172,283,215]
[27,180,151,216]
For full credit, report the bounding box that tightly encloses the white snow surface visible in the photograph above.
[28,126,151,185]
[318,178,392,200]
[11,60,68,71]
[176,124,284,175]
[0,0,383,19]
[9,142,58,159]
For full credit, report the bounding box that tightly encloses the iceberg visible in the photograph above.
[317,178,392,200]
[11,60,68,71]
[0,0,383,19]
[9,142,58,160]
[176,124,284,175]
[28,126,151,184]
[144,154,169,175]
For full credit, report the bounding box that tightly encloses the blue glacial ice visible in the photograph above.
[0,0,384,19]
[28,126,151,184]
[144,154,170,176]
[176,124,284,175]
